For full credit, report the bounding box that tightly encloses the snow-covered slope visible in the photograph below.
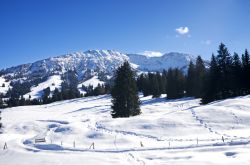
[0,77,11,95]
[78,76,105,88]
[1,50,129,82]
[0,50,197,98]
[1,95,250,164]
[24,75,63,99]
[0,50,196,82]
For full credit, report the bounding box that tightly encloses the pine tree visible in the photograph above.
[61,70,80,99]
[194,56,206,98]
[0,108,2,129]
[149,73,160,98]
[42,87,51,104]
[242,49,250,94]
[186,61,196,97]
[166,68,185,99]
[166,68,175,98]
[0,98,4,109]
[136,74,145,92]
[157,72,166,94]
[202,54,220,104]
[137,74,150,97]
[111,62,141,118]
[52,88,62,102]
[216,43,233,98]
[231,53,242,95]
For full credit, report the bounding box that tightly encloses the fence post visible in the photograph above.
[222,136,224,143]
[140,141,144,147]
[168,141,170,148]
[197,138,199,146]
[73,141,75,148]
[3,142,7,150]
[89,142,94,149]
[61,141,63,146]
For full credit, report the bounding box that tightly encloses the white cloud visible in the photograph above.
[139,51,163,57]
[175,27,189,35]
[201,40,211,45]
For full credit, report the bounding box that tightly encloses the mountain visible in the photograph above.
[0,50,128,82]
[127,52,195,72]
[0,50,196,97]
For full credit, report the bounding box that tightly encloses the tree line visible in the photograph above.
[136,43,250,104]
[202,43,250,103]
[0,70,111,108]
[0,43,249,111]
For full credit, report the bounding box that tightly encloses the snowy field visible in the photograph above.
[1,94,250,164]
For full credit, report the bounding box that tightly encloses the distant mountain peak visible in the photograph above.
[0,49,199,97]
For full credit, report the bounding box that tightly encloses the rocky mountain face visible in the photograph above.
[0,50,197,88]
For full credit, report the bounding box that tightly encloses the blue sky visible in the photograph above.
[0,0,250,69]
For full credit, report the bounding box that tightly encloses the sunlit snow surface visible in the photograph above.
[1,95,250,164]
[24,75,63,99]
[0,77,11,95]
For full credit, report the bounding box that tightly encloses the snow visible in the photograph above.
[78,76,105,88]
[1,95,250,164]
[24,75,62,99]
[1,50,196,90]
[0,77,11,95]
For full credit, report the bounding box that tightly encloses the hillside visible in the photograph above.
[0,50,196,98]
[1,95,250,164]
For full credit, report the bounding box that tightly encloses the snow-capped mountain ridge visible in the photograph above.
[127,52,195,71]
[1,50,195,81]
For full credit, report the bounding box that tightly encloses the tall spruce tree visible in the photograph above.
[186,61,196,97]
[231,53,242,95]
[242,49,250,94]
[202,54,219,104]
[149,73,160,98]
[0,108,2,129]
[111,62,141,118]
[157,72,166,94]
[216,43,233,98]
[166,68,185,99]
[0,97,3,129]
[194,56,206,98]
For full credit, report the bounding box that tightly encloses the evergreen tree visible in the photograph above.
[111,62,141,118]
[231,53,242,95]
[136,74,145,92]
[149,73,160,98]
[52,88,62,102]
[0,108,2,129]
[242,49,250,94]
[157,72,166,94]
[137,74,151,97]
[194,56,206,98]
[166,68,175,98]
[216,43,233,98]
[166,68,185,99]
[202,54,219,104]
[42,87,51,104]
[0,98,4,109]
[61,70,80,99]
[186,61,196,97]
